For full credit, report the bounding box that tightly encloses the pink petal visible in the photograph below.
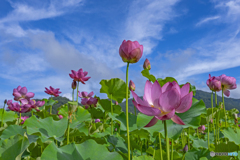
[131,90,150,107]
[156,109,175,120]
[161,82,171,93]
[171,114,185,125]
[20,99,29,105]
[132,100,161,116]
[83,71,88,76]
[159,88,181,112]
[82,77,91,81]
[180,83,190,99]
[25,92,35,99]
[17,86,22,91]
[19,87,27,95]
[151,80,162,108]
[223,90,230,97]
[69,73,75,79]
[143,80,153,104]
[144,117,159,127]
[176,92,193,113]
[88,91,94,97]
[13,92,22,98]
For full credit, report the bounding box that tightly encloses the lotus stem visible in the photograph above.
[171,138,173,160]
[164,120,170,160]
[125,62,131,160]
[188,127,190,150]
[76,81,79,104]
[72,89,74,102]
[211,91,215,136]
[111,94,113,135]
[67,119,70,145]
[159,132,163,160]
[222,88,227,128]
[207,121,209,149]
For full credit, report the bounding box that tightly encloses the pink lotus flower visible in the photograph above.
[143,58,151,70]
[115,101,118,105]
[20,116,29,124]
[129,80,135,91]
[214,74,237,97]
[206,74,222,92]
[13,86,35,102]
[198,125,205,132]
[131,80,193,126]
[21,99,45,112]
[78,91,94,99]
[69,68,91,84]
[58,115,63,119]
[45,86,61,97]
[119,40,143,63]
[115,128,117,132]
[72,80,77,90]
[210,119,213,123]
[95,119,101,123]
[81,97,98,109]
[7,100,31,113]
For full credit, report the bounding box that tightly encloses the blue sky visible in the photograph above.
[0,0,240,108]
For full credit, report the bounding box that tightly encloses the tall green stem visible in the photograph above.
[164,120,170,160]
[125,62,131,160]
[222,88,227,128]
[1,103,6,127]
[50,95,53,114]
[188,128,190,150]
[207,122,209,149]
[67,119,70,144]
[171,138,173,160]
[111,94,113,135]
[211,91,215,136]
[76,81,79,103]
[159,132,163,160]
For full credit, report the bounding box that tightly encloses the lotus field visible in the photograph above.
[0,40,239,160]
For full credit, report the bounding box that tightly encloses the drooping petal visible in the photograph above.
[171,114,185,125]
[175,92,193,113]
[131,90,150,107]
[132,100,161,116]
[144,117,159,127]
[159,88,181,112]
[156,109,175,120]
[223,90,230,97]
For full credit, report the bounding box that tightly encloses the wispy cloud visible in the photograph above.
[196,16,220,26]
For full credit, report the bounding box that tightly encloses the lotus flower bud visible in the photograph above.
[4,99,7,104]
[210,119,213,123]
[183,144,188,153]
[58,115,63,119]
[95,119,100,123]
[115,101,118,105]
[143,58,151,70]
[72,80,77,90]
[115,128,117,132]
[119,40,143,63]
[238,124,240,127]
[198,125,205,132]
[129,80,135,91]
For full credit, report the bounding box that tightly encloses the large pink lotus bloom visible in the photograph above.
[13,86,35,102]
[131,80,193,126]
[21,99,45,112]
[45,86,61,97]
[119,40,143,63]
[214,74,237,97]
[78,91,94,99]
[20,116,29,124]
[69,68,91,84]
[7,100,31,113]
[81,97,98,109]
[206,74,222,92]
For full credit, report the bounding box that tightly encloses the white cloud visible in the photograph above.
[196,16,220,26]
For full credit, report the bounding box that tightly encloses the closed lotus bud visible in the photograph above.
[183,144,188,153]
[115,101,118,105]
[72,80,77,90]
[143,58,151,70]
[129,80,135,91]
[58,115,63,119]
[115,128,117,132]
[119,40,143,63]
[210,119,213,123]
[4,99,7,104]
